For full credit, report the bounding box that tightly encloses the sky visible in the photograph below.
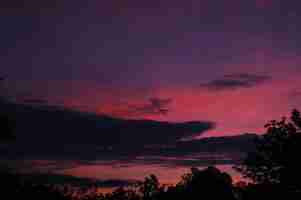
[1,0,301,137]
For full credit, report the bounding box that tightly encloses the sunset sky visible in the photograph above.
[1,0,301,138]
[2,0,301,188]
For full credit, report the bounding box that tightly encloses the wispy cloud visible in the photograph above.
[200,73,271,91]
[21,98,49,105]
[128,97,173,116]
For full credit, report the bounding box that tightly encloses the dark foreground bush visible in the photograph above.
[0,170,71,200]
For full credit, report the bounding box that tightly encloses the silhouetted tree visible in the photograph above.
[175,166,235,200]
[138,174,160,200]
[235,109,301,193]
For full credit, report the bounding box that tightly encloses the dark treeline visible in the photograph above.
[0,165,237,200]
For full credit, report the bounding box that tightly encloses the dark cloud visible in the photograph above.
[11,172,138,188]
[0,101,257,169]
[20,98,49,105]
[0,101,215,160]
[200,73,271,91]
[128,98,173,116]
[4,134,257,172]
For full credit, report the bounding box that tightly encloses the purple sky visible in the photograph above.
[1,0,301,136]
